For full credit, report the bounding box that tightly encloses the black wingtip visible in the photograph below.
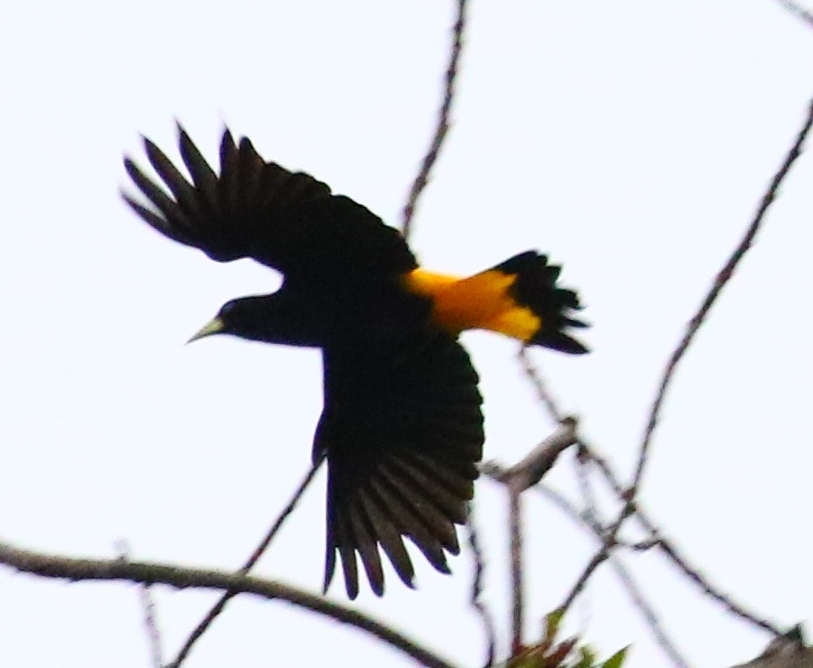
[175,122,192,149]
[341,549,360,600]
[139,134,159,161]
[122,155,138,179]
[239,135,256,153]
[220,128,236,160]
[323,548,336,596]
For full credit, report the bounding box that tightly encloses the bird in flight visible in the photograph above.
[122,126,587,599]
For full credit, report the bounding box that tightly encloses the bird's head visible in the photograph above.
[187,296,270,344]
[187,293,324,347]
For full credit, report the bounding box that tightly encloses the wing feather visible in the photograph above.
[178,126,220,213]
[122,126,416,279]
[316,335,483,598]
[356,490,415,589]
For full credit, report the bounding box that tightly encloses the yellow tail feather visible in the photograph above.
[403,267,541,342]
[404,251,588,354]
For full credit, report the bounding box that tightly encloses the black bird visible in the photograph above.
[122,126,587,599]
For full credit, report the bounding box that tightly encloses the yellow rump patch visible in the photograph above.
[404,268,541,342]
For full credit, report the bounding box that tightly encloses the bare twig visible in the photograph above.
[480,420,578,654]
[631,94,813,501]
[466,503,497,667]
[582,446,626,499]
[115,540,163,668]
[170,455,325,668]
[559,94,813,629]
[517,348,563,424]
[479,461,526,653]
[643,533,782,637]
[555,457,635,619]
[0,539,459,668]
[401,0,468,239]
[617,537,661,551]
[492,418,578,491]
[517,350,600,537]
[508,482,525,655]
[574,444,603,530]
[611,556,691,668]
[242,454,326,570]
[585,447,784,636]
[556,539,613,615]
[139,575,163,668]
[774,0,813,27]
[533,484,602,533]
[536,486,691,668]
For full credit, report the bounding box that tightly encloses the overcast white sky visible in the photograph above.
[2,2,813,667]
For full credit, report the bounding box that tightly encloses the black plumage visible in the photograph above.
[123,127,484,598]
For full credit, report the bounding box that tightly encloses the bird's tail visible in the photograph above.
[489,251,588,353]
[405,251,588,353]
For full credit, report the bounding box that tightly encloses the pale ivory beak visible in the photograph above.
[187,317,225,344]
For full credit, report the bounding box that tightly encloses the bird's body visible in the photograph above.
[123,127,587,598]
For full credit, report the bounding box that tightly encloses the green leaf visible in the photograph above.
[544,608,565,643]
[600,646,629,668]
[575,644,595,668]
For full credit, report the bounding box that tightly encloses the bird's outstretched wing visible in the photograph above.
[315,334,484,599]
[123,127,417,281]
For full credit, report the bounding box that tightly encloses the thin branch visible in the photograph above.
[557,459,638,619]
[508,482,525,655]
[490,418,578,491]
[552,481,645,639]
[401,0,468,239]
[611,556,691,668]
[533,484,601,534]
[558,93,813,629]
[478,462,526,654]
[139,575,164,668]
[585,447,784,636]
[773,0,813,27]
[640,533,782,637]
[517,348,563,424]
[517,351,596,545]
[242,455,326,569]
[480,420,578,655]
[115,540,163,668]
[631,93,813,500]
[536,486,691,668]
[0,539,459,668]
[617,537,661,551]
[512,97,811,641]
[466,502,497,667]
[483,464,692,668]
[556,540,613,615]
[574,444,603,530]
[170,455,325,668]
